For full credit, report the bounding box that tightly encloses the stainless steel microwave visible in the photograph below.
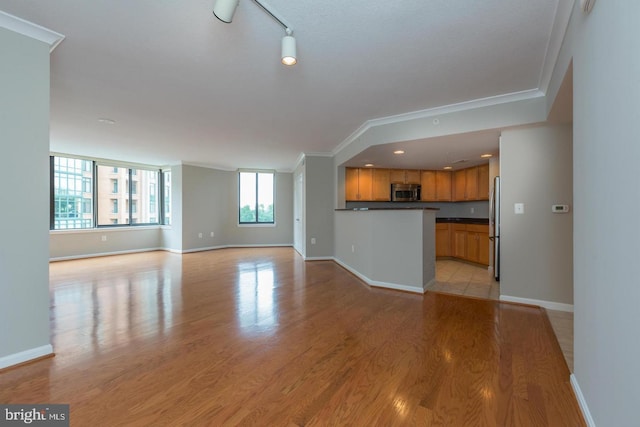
[391,183,421,202]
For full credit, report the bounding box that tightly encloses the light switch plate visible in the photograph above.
[514,203,525,214]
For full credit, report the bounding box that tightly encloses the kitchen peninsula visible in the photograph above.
[334,208,437,294]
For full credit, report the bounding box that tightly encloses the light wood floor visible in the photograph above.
[429,259,574,372]
[1,248,584,425]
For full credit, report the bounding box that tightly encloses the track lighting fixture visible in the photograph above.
[212,0,239,23]
[213,0,297,66]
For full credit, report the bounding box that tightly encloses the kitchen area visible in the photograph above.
[335,158,500,295]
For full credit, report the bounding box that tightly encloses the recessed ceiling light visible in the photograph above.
[393,150,405,155]
[97,118,116,125]
[481,153,492,158]
[443,166,453,170]
[364,163,374,167]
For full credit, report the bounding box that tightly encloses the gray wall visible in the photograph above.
[0,28,52,363]
[334,210,436,292]
[181,165,231,250]
[304,156,334,258]
[225,169,293,247]
[499,125,573,306]
[50,164,293,257]
[570,1,640,425]
[51,228,162,260]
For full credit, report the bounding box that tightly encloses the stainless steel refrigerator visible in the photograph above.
[489,176,500,281]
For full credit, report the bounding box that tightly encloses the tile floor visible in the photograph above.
[429,259,574,372]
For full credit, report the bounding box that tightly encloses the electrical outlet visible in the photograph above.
[101,235,107,242]
[311,237,316,245]
[198,233,203,238]
[351,245,355,253]
[210,232,215,237]
[470,207,475,214]
[514,203,525,214]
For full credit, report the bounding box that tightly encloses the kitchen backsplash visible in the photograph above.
[345,200,490,218]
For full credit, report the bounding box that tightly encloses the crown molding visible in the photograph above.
[0,11,65,52]
[538,0,576,94]
[332,89,544,158]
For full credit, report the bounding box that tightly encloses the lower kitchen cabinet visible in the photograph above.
[435,223,451,257]
[437,222,489,266]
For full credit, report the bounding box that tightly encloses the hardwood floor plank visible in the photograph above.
[0,248,585,426]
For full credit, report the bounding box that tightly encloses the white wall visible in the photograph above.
[499,125,573,308]
[0,27,52,366]
[570,1,640,425]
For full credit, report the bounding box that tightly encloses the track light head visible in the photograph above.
[213,0,239,23]
[281,34,297,66]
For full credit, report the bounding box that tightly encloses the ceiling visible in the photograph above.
[0,0,565,171]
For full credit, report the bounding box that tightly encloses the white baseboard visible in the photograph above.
[333,258,426,294]
[0,344,53,370]
[50,247,163,262]
[571,374,596,427]
[500,295,574,312]
[303,256,334,261]
[180,245,228,254]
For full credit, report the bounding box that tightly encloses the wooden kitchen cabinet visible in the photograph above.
[371,168,391,201]
[435,223,451,257]
[390,169,421,184]
[452,224,467,259]
[477,164,490,200]
[435,171,452,201]
[421,171,437,201]
[466,224,490,265]
[422,170,452,201]
[442,222,489,266]
[452,165,489,201]
[453,169,467,201]
[345,167,373,201]
[465,167,478,200]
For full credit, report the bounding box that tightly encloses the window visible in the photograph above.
[51,155,168,230]
[239,171,274,224]
[162,170,171,226]
[97,164,159,226]
[51,156,94,229]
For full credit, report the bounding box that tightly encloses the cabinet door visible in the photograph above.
[466,232,479,262]
[452,225,467,258]
[477,164,489,200]
[372,169,391,201]
[435,223,451,257]
[405,170,421,184]
[358,168,373,201]
[421,171,437,201]
[465,167,478,200]
[453,169,466,201]
[389,169,406,183]
[478,231,490,265]
[345,168,360,201]
[435,171,452,201]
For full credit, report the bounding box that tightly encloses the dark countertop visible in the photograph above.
[436,217,489,225]
[335,207,439,211]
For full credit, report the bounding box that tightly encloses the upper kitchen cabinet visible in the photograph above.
[421,170,452,201]
[452,164,489,201]
[371,168,391,201]
[345,167,373,201]
[477,164,490,200]
[390,169,421,184]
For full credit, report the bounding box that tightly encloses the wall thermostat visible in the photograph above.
[552,204,570,213]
